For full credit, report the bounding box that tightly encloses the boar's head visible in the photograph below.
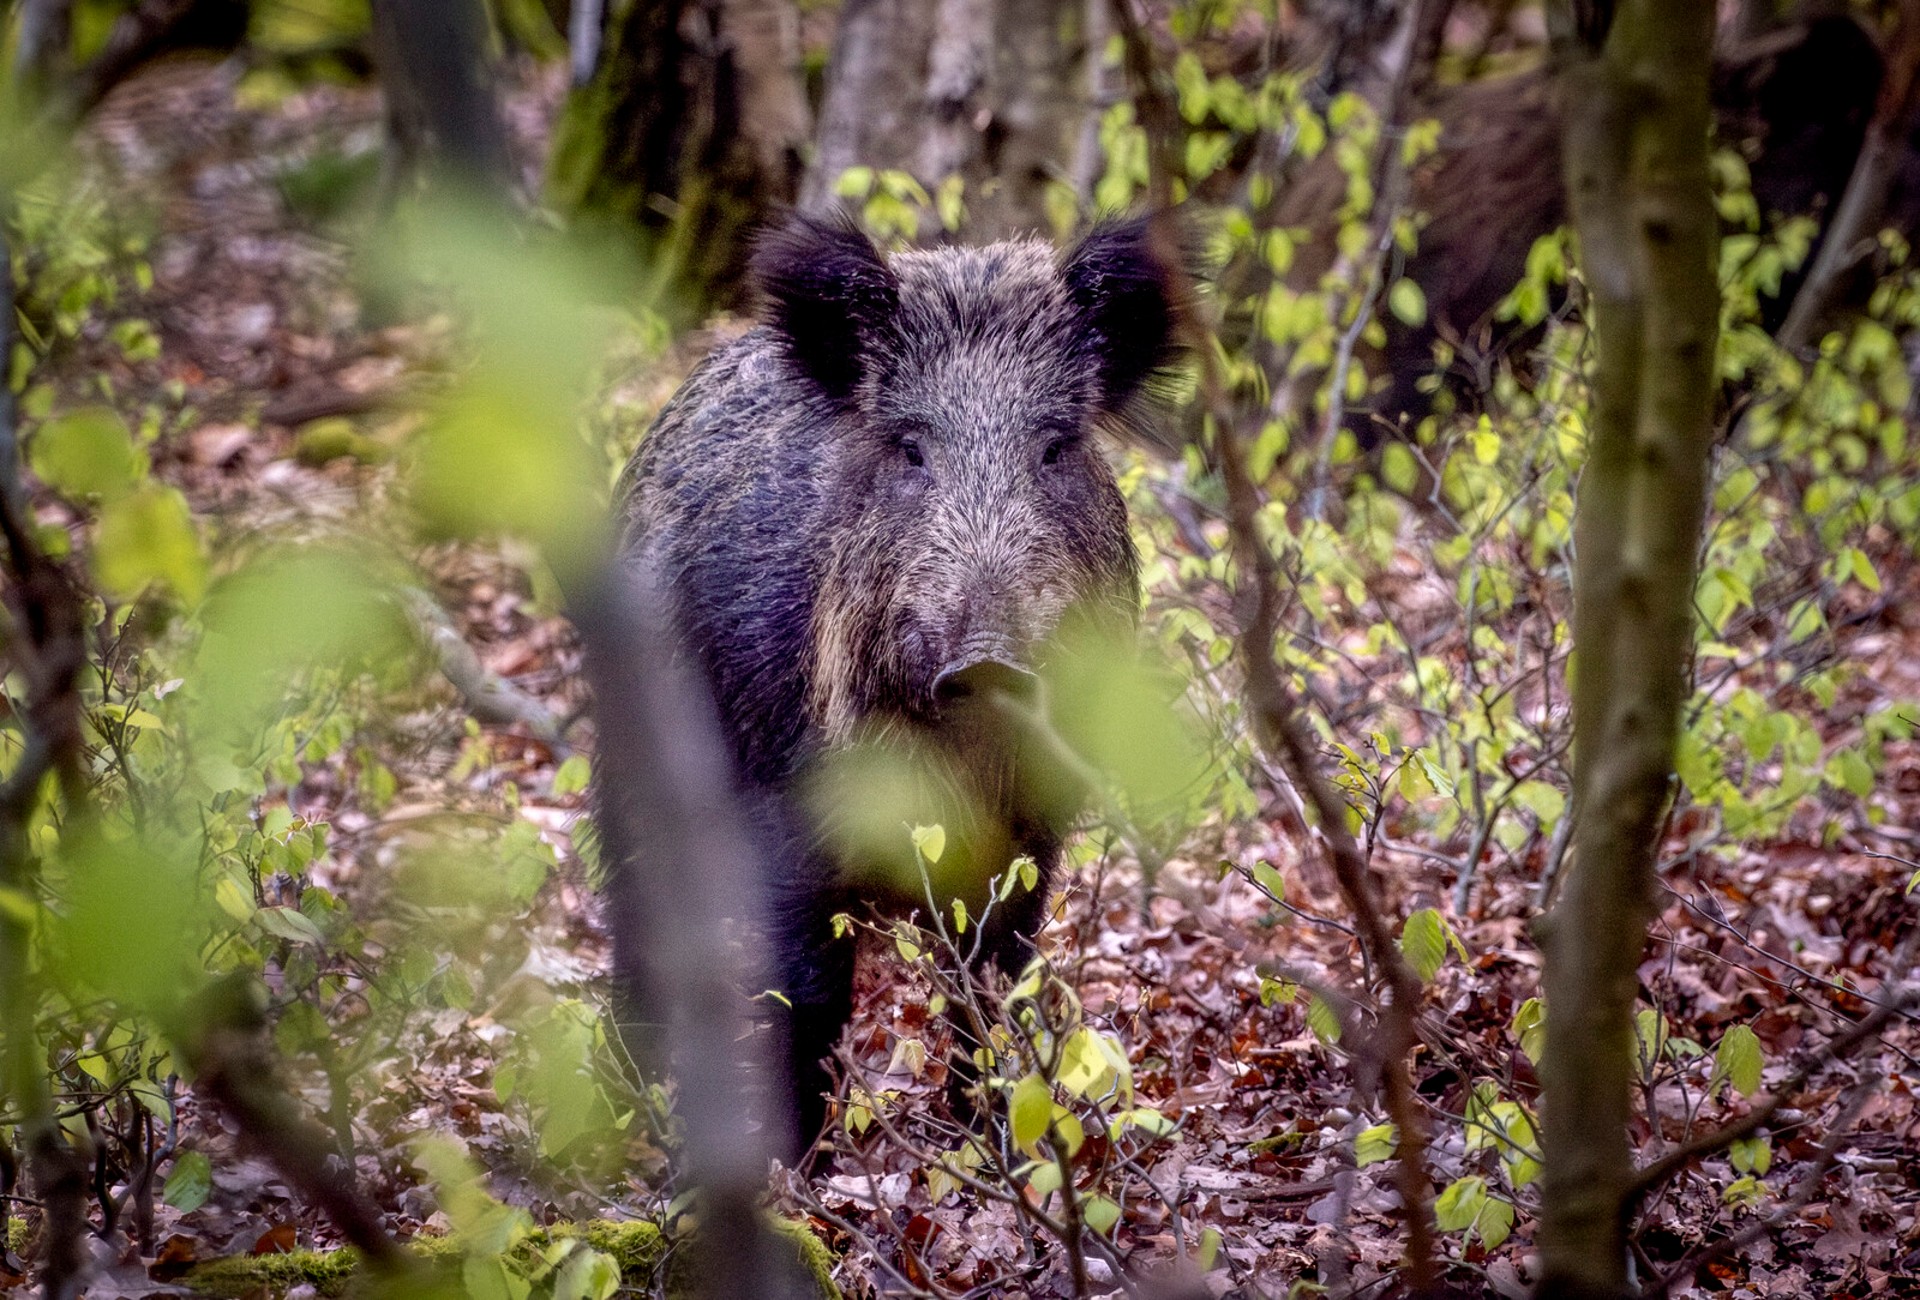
[754,213,1185,887]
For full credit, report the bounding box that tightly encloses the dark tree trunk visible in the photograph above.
[370,0,514,191]
[548,0,809,322]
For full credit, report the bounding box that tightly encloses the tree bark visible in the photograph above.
[918,0,996,189]
[1536,3,1720,1297]
[12,0,74,91]
[0,221,95,1300]
[802,0,1076,237]
[1068,0,1121,204]
[369,0,514,190]
[801,0,936,211]
[549,0,809,321]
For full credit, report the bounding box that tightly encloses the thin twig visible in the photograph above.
[1104,5,1440,1289]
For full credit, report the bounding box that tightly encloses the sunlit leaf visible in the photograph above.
[162,1152,212,1212]
[1010,1073,1052,1150]
[1354,1122,1396,1167]
[1711,1024,1764,1099]
[93,485,205,602]
[1512,998,1546,1065]
[29,405,139,499]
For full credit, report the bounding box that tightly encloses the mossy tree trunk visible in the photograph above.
[1536,2,1720,1297]
[548,0,809,323]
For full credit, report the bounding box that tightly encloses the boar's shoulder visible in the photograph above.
[620,329,843,788]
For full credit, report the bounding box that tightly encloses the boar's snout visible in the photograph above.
[932,655,1039,711]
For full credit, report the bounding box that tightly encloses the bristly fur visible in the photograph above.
[751,211,901,404]
[1060,215,1195,448]
[614,211,1186,1162]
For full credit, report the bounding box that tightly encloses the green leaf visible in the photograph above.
[1475,1194,1515,1249]
[1471,418,1500,464]
[911,823,946,864]
[834,166,875,198]
[1196,1227,1222,1272]
[93,484,205,602]
[1025,1159,1063,1199]
[1434,1173,1515,1245]
[1354,1122,1397,1167]
[1306,994,1342,1044]
[1083,1194,1122,1235]
[254,905,326,947]
[551,754,592,796]
[1730,1133,1772,1176]
[552,1247,622,1300]
[892,925,922,963]
[1723,1173,1768,1208]
[1826,747,1874,798]
[1711,1024,1765,1098]
[213,876,255,924]
[1397,908,1453,982]
[1057,1028,1110,1098]
[1843,546,1883,592]
[1259,976,1297,1007]
[1434,1174,1488,1232]
[1250,859,1286,900]
[1387,278,1426,326]
[951,896,969,934]
[29,406,139,499]
[1010,1073,1053,1150]
[1511,998,1546,1065]
[163,1151,212,1212]
[1109,1106,1176,1140]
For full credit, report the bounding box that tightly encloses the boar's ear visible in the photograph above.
[752,212,899,403]
[1061,215,1188,418]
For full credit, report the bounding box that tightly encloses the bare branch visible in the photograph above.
[1105,5,1440,1290]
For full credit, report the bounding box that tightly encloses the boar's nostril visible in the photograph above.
[933,659,1039,707]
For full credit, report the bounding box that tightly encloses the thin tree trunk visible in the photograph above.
[804,0,1074,236]
[12,0,73,90]
[569,0,605,84]
[1536,2,1720,1296]
[370,0,514,190]
[0,223,94,1300]
[572,561,812,1300]
[1069,0,1120,205]
[918,0,996,188]
[976,0,1073,235]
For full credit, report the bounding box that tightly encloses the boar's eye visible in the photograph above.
[899,437,926,469]
[1041,433,1078,467]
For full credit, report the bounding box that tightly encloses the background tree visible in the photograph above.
[547,0,811,320]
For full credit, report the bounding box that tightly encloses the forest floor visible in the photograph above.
[20,55,1920,1300]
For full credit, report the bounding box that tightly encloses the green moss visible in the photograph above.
[771,1216,841,1299]
[184,1247,362,1297]
[294,418,386,466]
[172,1217,836,1299]
[6,1217,27,1253]
[553,1219,669,1275]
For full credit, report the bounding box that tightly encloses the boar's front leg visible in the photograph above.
[767,880,857,1168]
